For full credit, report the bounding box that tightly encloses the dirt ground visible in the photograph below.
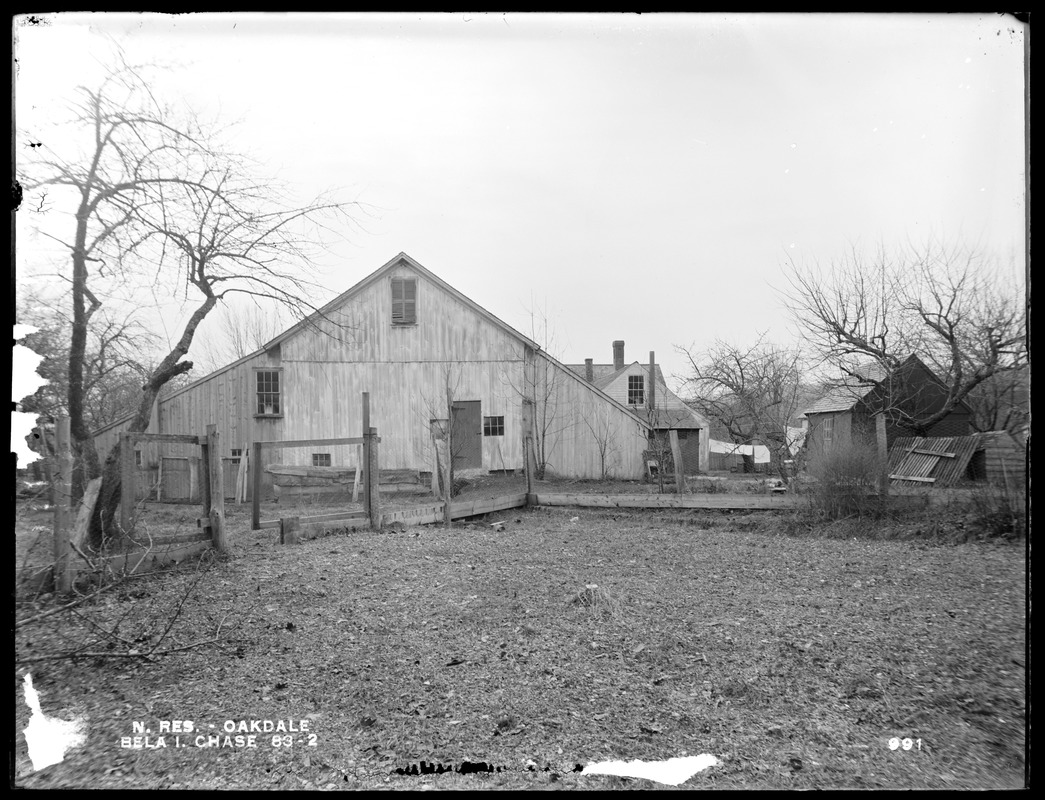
[13,496,1027,790]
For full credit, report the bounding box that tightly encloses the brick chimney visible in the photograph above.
[584,358,594,382]
[612,340,625,371]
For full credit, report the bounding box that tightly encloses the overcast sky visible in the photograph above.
[14,12,1027,388]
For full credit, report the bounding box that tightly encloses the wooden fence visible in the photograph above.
[43,419,227,595]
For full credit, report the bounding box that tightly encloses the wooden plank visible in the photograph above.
[207,424,229,554]
[126,433,201,445]
[669,430,686,494]
[296,511,368,525]
[258,519,282,531]
[889,474,936,483]
[254,436,367,449]
[280,516,300,545]
[235,447,248,504]
[908,448,957,458]
[452,493,528,518]
[532,493,802,510]
[353,444,363,503]
[252,441,263,530]
[362,393,371,523]
[368,426,381,529]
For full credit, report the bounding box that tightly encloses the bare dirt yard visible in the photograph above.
[13,488,1026,790]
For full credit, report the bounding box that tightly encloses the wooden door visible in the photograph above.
[451,401,482,470]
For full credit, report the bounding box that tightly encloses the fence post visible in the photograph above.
[200,432,212,520]
[120,431,135,535]
[53,417,73,594]
[368,426,382,530]
[875,413,890,497]
[207,424,228,554]
[362,392,371,521]
[669,429,686,494]
[280,515,300,545]
[251,441,263,531]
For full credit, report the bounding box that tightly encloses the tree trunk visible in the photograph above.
[89,293,214,547]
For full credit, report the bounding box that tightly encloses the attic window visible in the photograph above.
[391,277,417,326]
[628,375,645,405]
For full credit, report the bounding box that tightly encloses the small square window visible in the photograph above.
[312,453,332,467]
[391,277,417,326]
[483,416,505,437]
[628,375,645,405]
[230,448,242,465]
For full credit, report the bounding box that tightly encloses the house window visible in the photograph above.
[483,416,505,437]
[312,453,331,467]
[628,375,645,405]
[391,277,417,326]
[256,370,281,415]
[230,448,242,465]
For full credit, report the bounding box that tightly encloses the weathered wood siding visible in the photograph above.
[532,353,648,479]
[279,263,528,471]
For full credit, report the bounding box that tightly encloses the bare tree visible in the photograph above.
[16,290,156,432]
[502,306,572,481]
[581,402,622,481]
[194,301,290,373]
[18,55,363,544]
[678,333,807,479]
[781,240,1026,436]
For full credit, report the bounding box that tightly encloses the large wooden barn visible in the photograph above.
[93,253,654,498]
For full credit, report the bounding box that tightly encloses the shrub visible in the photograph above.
[962,479,1027,539]
[805,440,887,521]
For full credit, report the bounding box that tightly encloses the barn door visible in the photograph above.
[451,401,482,470]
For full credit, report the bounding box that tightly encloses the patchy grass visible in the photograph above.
[13,503,1025,790]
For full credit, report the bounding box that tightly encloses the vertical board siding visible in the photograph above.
[92,259,659,483]
[533,354,647,479]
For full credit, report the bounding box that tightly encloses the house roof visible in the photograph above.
[803,355,972,416]
[566,360,709,429]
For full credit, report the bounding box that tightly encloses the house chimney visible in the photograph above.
[612,340,625,371]
[584,358,594,383]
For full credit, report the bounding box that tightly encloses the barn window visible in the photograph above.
[256,370,281,415]
[230,448,242,465]
[483,416,505,437]
[391,277,417,326]
[134,449,143,467]
[821,416,834,443]
[628,375,645,405]
[312,453,331,467]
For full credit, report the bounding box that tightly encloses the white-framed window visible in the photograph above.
[256,370,282,416]
[628,375,645,405]
[391,277,417,326]
[483,416,505,437]
[230,448,242,465]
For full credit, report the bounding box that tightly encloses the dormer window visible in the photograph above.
[628,375,645,405]
[391,277,417,326]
